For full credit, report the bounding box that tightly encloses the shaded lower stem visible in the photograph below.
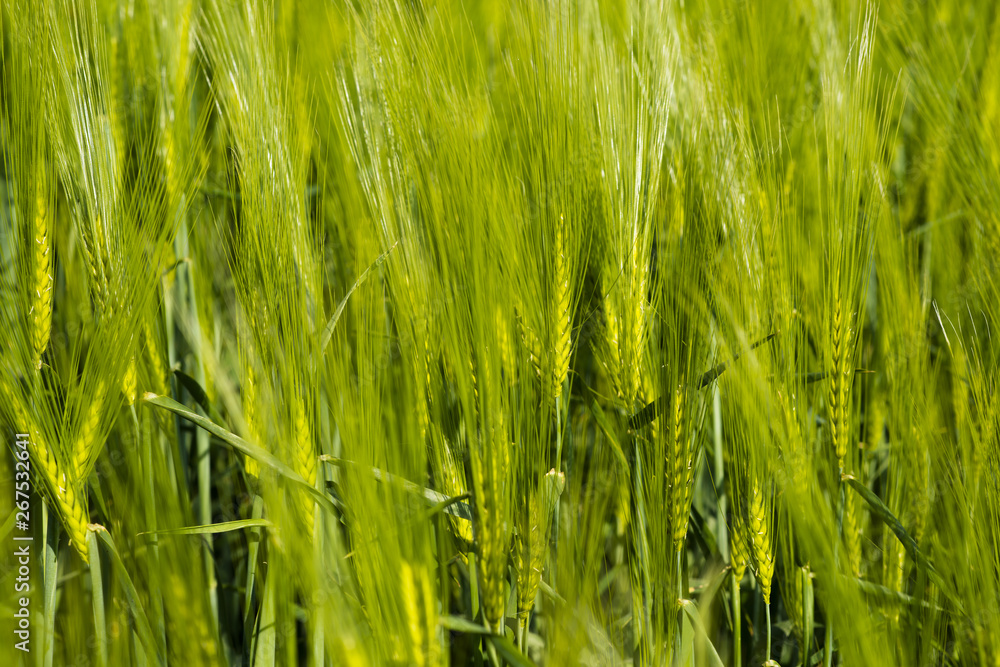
[732,573,742,667]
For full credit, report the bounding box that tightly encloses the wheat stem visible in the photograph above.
[731,570,742,667]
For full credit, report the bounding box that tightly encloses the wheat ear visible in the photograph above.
[472,424,512,633]
[829,295,849,471]
[552,216,571,399]
[602,298,622,398]
[30,159,53,371]
[431,426,473,543]
[843,478,863,577]
[749,479,774,603]
[5,387,90,562]
[626,250,649,406]
[670,386,695,550]
[71,380,107,480]
[783,562,804,638]
[495,306,515,384]
[143,319,170,397]
[882,534,905,623]
[81,232,105,313]
[909,425,930,547]
[293,399,316,532]
[514,470,561,631]
[516,306,543,388]
[121,356,138,405]
[242,364,261,480]
[401,560,438,667]
[730,512,750,583]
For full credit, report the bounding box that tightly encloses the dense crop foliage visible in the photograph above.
[2,1,1000,665]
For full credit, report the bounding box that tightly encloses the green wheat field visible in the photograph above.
[2,0,999,665]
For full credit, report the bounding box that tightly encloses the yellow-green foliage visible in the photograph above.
[4,1,1000,666]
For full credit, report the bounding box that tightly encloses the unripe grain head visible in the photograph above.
[30,159,53,371]
[749,479,774,603]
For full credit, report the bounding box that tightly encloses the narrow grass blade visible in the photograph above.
[802,568,815,662]
[440,614,492,634]
[172,369,227,426]
[539,578,566,604]
[489,633,537,667]
[92,525,166,666]
[419,492,472,522]
[88,531,108,667]
[681,600,723,667]
[584,394,628,472]
[319,243,397,353]
[850,575,944,611]
[321,456,472,520]
[843,475,959,611]
[439,617,538,667]
[242,498,264,667]
[695,330,779,388]
[43,504,59,667]
[143,393,336,514]
[138,518,274,537]
[802,369,874,384]
[253,561,277,667]
[469,553,480,621]
[629,332,779,429]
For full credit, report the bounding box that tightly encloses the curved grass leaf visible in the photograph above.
[440,614,492,635]
[92,525,166,666]
[586,393,629,472]
[321,455,473,521]
[137,518,274,538]
[680,601,725,667]
[629,332,778,429]
[843,475,959,612]
[43,504,59,667]
[490,633,537,667]
[319,242,397,353]
[143,393,337,515]
[172,369,227,426]
[88,530,108,667]
[439,616,538,667]
[420,492,472,521]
